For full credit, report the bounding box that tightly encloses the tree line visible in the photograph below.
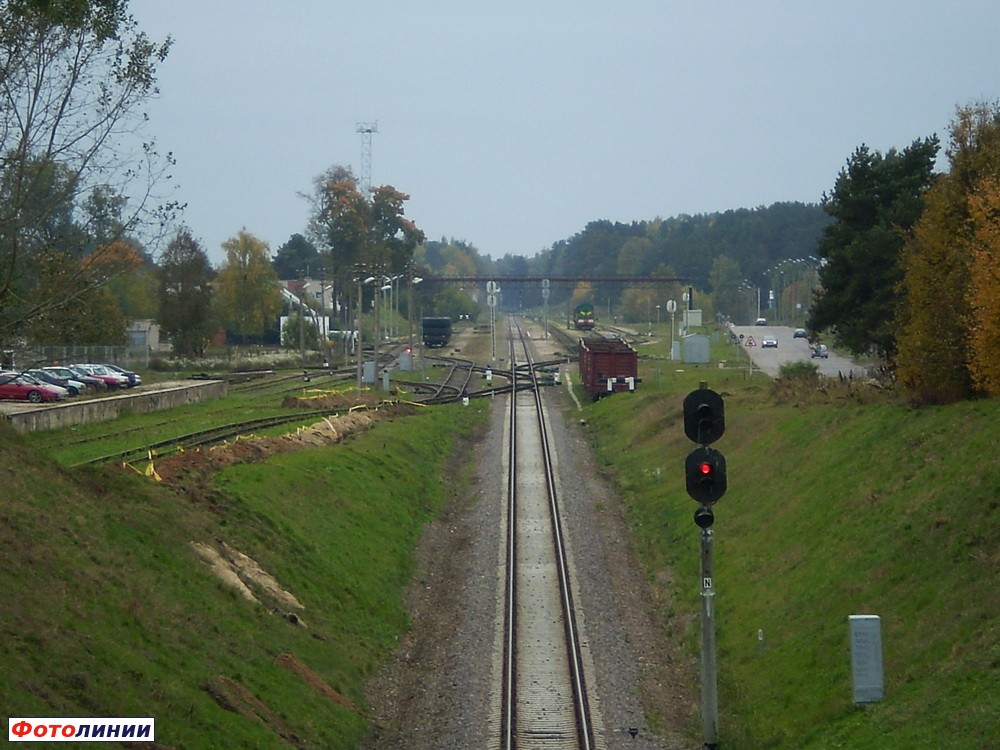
[807,102,1000,403]
[3,2,998,403]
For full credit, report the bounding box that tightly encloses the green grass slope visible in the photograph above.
[0,401,488,748]
[582,368,1000,749]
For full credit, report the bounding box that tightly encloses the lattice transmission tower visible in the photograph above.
[356,121,378,199]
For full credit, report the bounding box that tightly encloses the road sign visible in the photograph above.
[666,300,677,313]
[487,293,497,308]
[486,280,499,294]
[745,336,756,347]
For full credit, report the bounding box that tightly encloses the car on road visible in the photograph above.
[793,328,808,338]
[811,344,829,358]
[762,336,778,348]
[0,372,67,403]
[755,318,767,326]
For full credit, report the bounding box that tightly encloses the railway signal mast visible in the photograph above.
[486,280,499,360]
[683,383,727,749]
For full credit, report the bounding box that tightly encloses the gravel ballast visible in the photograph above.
[361,330,699,749]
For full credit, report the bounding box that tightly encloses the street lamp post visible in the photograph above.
[377,279,392,388]
[356,274,375,392]
[407,275,423,351]
[296,272,307,366]
[391,274,402,337]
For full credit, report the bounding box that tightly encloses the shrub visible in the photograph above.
[777,361,820,381]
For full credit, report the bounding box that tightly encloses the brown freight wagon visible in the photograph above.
[578,337,639,401]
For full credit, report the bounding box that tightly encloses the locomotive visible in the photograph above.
[572,303,596,331]
[421,317,453,348]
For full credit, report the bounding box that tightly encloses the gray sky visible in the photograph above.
[129,1,999,265]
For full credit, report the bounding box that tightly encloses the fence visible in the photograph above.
[4,344,150,370]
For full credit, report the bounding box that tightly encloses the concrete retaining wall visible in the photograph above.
[2,380,228,433]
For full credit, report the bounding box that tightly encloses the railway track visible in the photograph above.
[68,407,358,468]
[497,316,602,749]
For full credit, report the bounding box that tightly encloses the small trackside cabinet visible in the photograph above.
[849,615,884,704]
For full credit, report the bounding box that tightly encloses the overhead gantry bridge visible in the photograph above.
[418,275,691,285]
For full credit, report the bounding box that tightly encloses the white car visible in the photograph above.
[72,363,130,389]
[762,336,778,348]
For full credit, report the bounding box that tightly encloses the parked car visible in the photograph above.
[811,344,829,359]
[72,363,129,389]
[0,372,66,403]
[15,372,70,400]
[762,335,778,348]
[793,328,808,338]
[102,363,142,387]
[26,368,84,396]
[60,365,108,390]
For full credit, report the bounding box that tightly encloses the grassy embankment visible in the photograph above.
[576,327,999,748]
[1,382,489,748]
[5,324,998,748]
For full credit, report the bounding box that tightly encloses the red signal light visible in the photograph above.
[685,446,727,504]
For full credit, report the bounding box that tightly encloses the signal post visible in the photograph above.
[683,383,727,749]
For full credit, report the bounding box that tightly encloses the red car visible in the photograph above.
[0,372,66,403]
[71,363,130,389]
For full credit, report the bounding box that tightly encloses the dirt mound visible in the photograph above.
[202,676,305,749]
[147,401,418,495]
[276,653,365,715]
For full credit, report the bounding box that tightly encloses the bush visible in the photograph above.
[778,361,820,380]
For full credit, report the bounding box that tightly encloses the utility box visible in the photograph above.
[683,309,703,328]
[849,615,884,704]
[682,333,710,364]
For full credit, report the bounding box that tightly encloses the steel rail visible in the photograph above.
[501,320,519,749]
[500,316,596,750]
[69,407,358,468]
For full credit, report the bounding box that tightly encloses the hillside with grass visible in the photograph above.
[2,343,998,748]
[582,365,999,748]
[0,401,488,748]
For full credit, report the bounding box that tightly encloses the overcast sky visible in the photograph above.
[129,1,999,265]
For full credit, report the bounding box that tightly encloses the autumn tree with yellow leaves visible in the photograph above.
[895,102,1000,403]
[214,230,282,342]
[966,177,1000,395]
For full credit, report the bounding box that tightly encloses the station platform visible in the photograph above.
[0,379,227,433]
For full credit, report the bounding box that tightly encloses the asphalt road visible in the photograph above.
[728,324,866,378]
